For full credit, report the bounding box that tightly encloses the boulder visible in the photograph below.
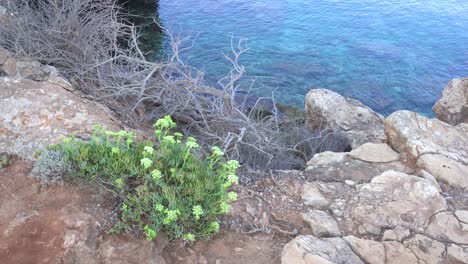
[433,77,468,125]
[348,170,446,234]
[384,110,468,165]
[0,77,128,160]
[0,47,10,66]
[343,236,386,264]
[281,235,363,264]
[305,89,386,149]
[301,210,341,237]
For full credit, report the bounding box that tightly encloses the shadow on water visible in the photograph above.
[119,0,163,60]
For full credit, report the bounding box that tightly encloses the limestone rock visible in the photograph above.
[417,154,468,189]
[403,234,445,264]
[447,244,468,263]
[425,211,468,244]
[301,182,329,208]
[301,210,341,237]
[0,77,128,160]
[384,110,468,165]
[343,236,385,264]
[433,77,468,125]
[349,143,400,163]
[349,170,447,234]
[281,235,364,264]
[305,89,386,149]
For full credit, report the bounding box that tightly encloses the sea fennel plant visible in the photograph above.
[47,116,239,241]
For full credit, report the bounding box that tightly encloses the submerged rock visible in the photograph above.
[305,89,386,149]
[433,77,468,125]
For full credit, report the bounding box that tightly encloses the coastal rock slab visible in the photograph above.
[281,235,363,264]
[433,77,468,125]
[348,170,446,233]
[349,143,400,163]
[0,77,128,160]
[305,89,386,149]
[384,110,468,165]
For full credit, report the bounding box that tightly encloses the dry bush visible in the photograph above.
[0,0,349,170]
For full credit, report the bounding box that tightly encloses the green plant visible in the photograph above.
[46,116,239,241]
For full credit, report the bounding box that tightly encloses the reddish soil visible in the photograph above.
[0,157,306,264]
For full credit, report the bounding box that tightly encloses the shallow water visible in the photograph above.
[157,0,468,116]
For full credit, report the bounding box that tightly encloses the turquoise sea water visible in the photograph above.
[157,0,468,116]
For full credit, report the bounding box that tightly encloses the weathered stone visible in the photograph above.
[447,244,468,263]
[433,77,468,125]
[301,182,329,208]
[343,236,385,264]
[384,110,468,165]
[403,234,445,264]
[455,210,468,224]
[349,171,447,233]
[418,170,442,193]
[381,226,411,241]
[305,89,386,149]
[425,211,468,244]
[417,154,468,189]
[382,241,418,264]
[349,143,400,163]
[98,235,166,264]
[281,235,364,264]
[0,77,129,160]
[302,210,341,237]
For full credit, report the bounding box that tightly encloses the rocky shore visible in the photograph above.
[1,49,467,263]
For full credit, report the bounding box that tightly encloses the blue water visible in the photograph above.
[157,0,468,116]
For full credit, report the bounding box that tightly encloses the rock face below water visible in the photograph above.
[305,89,386,149]
[433,77,468,125]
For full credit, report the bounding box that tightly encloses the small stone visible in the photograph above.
[306,151,347,167]
[345,180,356,186]
[382,226,411,241]
[301,182,329,208]
[234,247,243,253]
